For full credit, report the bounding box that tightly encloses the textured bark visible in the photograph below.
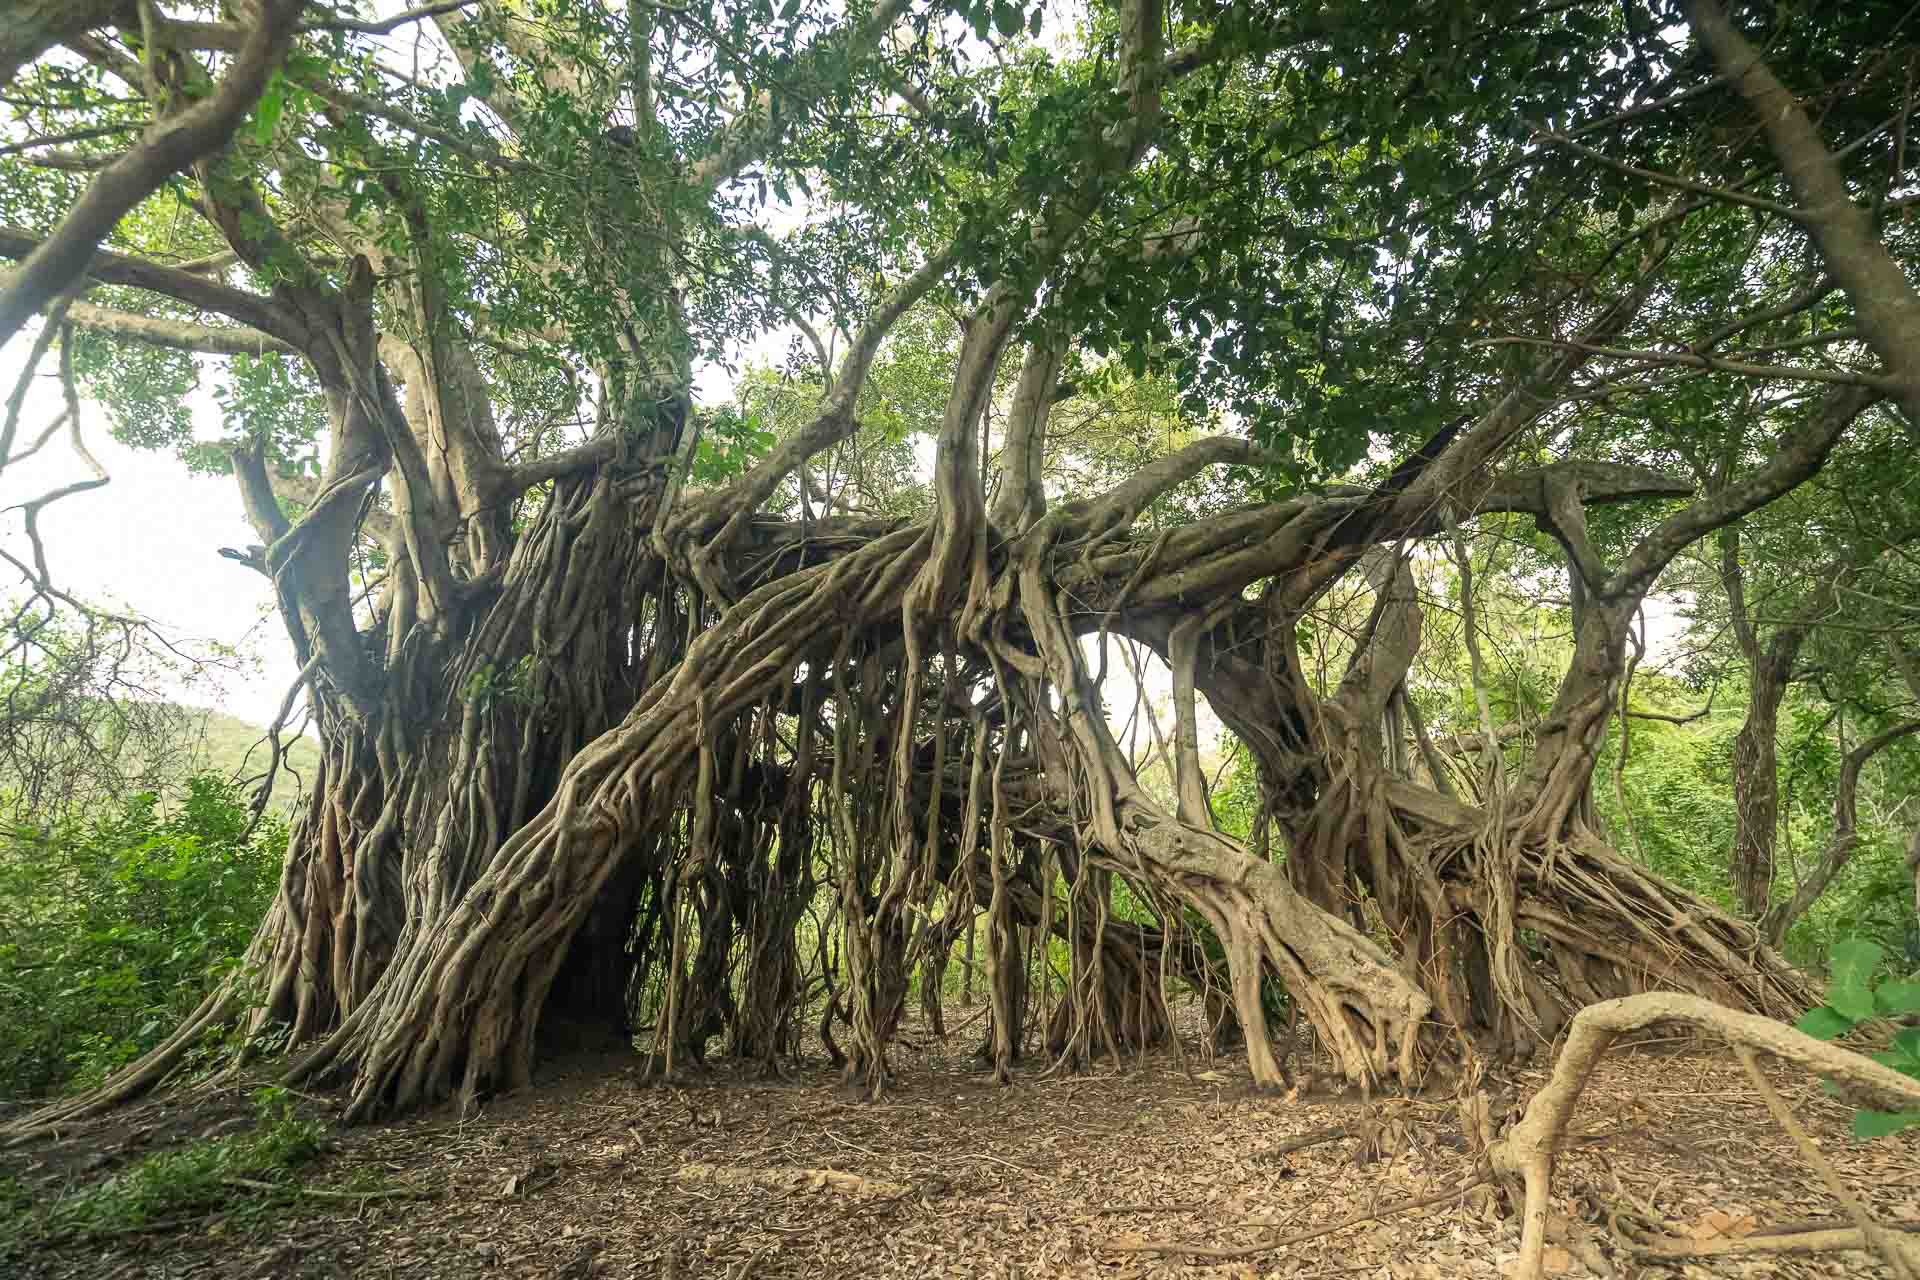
[0,0,126,91]
[1730,670,1790,917]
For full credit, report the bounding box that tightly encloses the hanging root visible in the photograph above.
[1489,993,1920,1280]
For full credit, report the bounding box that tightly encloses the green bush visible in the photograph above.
[1794,937,1920,1139]
[0,776,285,1100]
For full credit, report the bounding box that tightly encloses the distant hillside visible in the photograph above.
[175,707,323,814]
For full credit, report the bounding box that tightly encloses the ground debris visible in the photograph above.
[675,1163,909,1198]
[3,1024,1916,1279]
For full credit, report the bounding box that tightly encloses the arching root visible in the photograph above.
[1489,992,1920,1280]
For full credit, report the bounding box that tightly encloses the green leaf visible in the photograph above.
[1887,1027,1920,1072]
[1827,983,1878,1023]
[1875,981,1920,1017]
[993,2,1021,38]
[1829,938,1883,989]
[253,72,286,147]
[1852,1109,1920,1139]
[1794,1005,1853,1040]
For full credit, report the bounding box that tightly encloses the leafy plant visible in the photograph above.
[0,777,284,1098]
[1793,938,1920,1138]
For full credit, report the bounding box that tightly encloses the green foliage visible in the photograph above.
[691,405,776,485]
[1208,736,1260,841]
[0,1091,326,1251]
[461,656,536,711]
[1793,938,1920,1139]
[0,778,285,1099]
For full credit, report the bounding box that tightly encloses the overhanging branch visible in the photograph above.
[0,0,307,346]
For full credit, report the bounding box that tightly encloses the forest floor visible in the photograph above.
[4,1004,1917,1280]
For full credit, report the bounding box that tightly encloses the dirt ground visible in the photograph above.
[5,1008,1917,1280]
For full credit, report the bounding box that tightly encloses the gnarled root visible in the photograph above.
[1489,993,1920,1280]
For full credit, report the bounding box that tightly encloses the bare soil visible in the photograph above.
[5,1012,1917,1280]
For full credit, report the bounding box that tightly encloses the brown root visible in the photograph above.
[1489,993,1920,1280]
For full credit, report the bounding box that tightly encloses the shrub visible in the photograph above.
[1794,937,1920,1138]
[0,776,285,1100]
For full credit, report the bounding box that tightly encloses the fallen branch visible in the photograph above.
[1258,1123,1351,1160]
[221,1175,440,1201]
[1628,1223,1920,1266]
[1102,1176,1489,1260]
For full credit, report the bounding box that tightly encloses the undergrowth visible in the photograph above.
[1794,938,1920,1137]
[0,1090,327,1253]
[0,776,284,1099]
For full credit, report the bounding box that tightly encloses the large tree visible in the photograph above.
[3,0,1916,1127]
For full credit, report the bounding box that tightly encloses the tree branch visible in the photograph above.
[1688,0,1920,423]
[0,0,124,91]
[1608,385,1878,600]
[1761,717,1920,944]
[0,0,307,346]
[64,300,299,356]
[0,230,307,350]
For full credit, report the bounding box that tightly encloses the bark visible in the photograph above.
[0,0,126,92]
[1730,656,1795,916]
[1719,525,1811,917]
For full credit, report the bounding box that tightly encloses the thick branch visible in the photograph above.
[0,226,308,349]
[1608,386,1876,600]
[1688,0,1920,423]
[0,0,125,91]
[989,338,1065,532]
[672,246,958,537]
[0,0,306,346]
[64,300,298,356]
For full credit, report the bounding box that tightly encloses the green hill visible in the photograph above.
[175,707,323,815]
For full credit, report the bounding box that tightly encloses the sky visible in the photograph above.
[1,351,298,724]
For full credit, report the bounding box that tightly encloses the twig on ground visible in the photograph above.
[221,1175,440,1201]
[1627,1222,1920,1264]
[1259,1123,1349,1159]
[1101,1176,1489,1260]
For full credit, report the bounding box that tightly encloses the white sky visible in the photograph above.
[1,352,295,723]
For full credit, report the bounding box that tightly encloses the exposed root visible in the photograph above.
[1489,992,1920,1280]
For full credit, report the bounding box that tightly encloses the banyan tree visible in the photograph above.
[4,0,1916,1128]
